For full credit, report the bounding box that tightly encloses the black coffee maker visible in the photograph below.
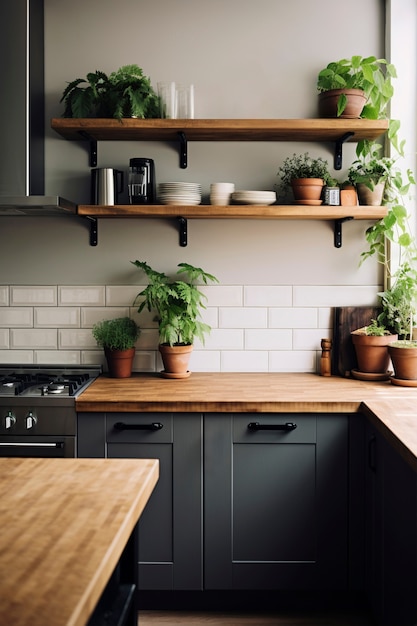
[128,158,156,204]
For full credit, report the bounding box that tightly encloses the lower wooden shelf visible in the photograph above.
[76,204,387,248]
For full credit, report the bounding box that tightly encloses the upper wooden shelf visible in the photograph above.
[51,118,389,143]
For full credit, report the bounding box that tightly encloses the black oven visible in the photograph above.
[0,366,101,458]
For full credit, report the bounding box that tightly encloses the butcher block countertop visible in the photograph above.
[0,457,159,626]
[76,372,417,471]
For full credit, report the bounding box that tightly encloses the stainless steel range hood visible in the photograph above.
[0,0,76,214]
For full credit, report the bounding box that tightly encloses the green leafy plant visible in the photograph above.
[92,317,140,351]
[60,64,160,119]
[316,55,396,118]
[276,152,331,197]
[132,261,219,346]
[360,319,391,336]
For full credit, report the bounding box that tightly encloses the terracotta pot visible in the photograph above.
[291,178,324,203]
[318,89,367,119]
[104,347,135,378]
[351,332,397,373]
[388,343,417,380]
[356,182,385,206]
[159,344,193,378]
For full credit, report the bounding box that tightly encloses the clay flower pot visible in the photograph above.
[159,344,193,378]
[388,342,417,382]
[104,347,135,378]
[356,182,385,206]
[351,331,397,374]
[291,178,324,204]
[318,88,367,119]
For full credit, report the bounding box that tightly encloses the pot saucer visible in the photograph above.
[160,370,191,379]
[351,369,392,381]
[390,376,417,387]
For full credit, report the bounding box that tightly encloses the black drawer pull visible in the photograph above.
[113,421,164,431]
[248,422,297,432]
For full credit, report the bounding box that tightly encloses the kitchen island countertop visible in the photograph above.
[0,457,159,626]
[76,372,417,471]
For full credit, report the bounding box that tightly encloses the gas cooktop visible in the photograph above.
[0,366,102,398]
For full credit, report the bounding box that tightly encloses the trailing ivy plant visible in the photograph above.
[132,261,219,346]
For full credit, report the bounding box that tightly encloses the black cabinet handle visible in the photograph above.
[113,421,163,431]
[247,422,297,431]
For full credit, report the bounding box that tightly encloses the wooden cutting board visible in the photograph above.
[333,306,380,377]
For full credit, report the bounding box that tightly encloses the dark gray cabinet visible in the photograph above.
[77,411,203,591]
[204,413,353,590]
[365,422,417,625]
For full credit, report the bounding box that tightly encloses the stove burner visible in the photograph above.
[0,366,101,398]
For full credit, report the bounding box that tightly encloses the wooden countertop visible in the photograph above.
[0,457,159,626]
[76,372,417,470]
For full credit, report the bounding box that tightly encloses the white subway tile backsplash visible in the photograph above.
[198,329,244,350]
[191,350,221,372]
[245,329,292,350]
[81,307,129,327]
[10,329,57,349]
[133,351,156,372]
[219,307,267,328]
[244,285,292,306]
[0,308,33,327]
[137,329,159,350]
[269,307,318,328]
[58,286,105,306]
[0,350,33,364]
[221,350,269,372]
[200,285,243,306]
[318,307,333,329]
[59,329,97,349]
[35,307,80,328]
[11,286,57,306]
[293,285,380,307]
[35,351,81,365]
[293,329,332,351]
[269,350,317,372]
[106,285,141,307]
[0,329,9,349]
[0,287,9,306]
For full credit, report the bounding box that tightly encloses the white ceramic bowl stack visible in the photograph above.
[158,182,202,205]
[209,182,235,206]
[231,190,276,205]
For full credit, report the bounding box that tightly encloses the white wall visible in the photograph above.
[1,0,408,372]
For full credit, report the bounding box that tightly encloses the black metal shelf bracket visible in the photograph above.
[334,132,354,170]
[334,216,353,248]
[78,131,98,167]
[85,216,98,246]
[178,131,188,169]
[178,216,188,246]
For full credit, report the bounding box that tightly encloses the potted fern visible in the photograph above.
[92,316,140,378]
[132,261,218,378]
[60,64,160,119]
[316,55,395,118]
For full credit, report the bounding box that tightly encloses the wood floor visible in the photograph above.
[138,609,373,625]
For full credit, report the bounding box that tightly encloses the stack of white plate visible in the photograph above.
[231,190,276,205]
[158,182,202,205]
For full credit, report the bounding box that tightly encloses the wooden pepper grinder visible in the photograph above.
[320,338,332,377]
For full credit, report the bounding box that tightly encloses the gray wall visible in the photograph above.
[0,0,395,371]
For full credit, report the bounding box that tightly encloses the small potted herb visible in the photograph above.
[92,316,140,378]
[276,152,331,204]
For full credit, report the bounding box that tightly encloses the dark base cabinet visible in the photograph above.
[366,422,417,626]
[77,412,203,592]
[204,413,355,591]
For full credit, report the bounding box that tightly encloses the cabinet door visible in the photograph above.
[106,412,203,592]
[366,423,417,625]
[204,413,348,590]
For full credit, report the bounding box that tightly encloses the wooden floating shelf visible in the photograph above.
[77,204,387,220]
[77,204,388,249]
[52,118,389,143]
